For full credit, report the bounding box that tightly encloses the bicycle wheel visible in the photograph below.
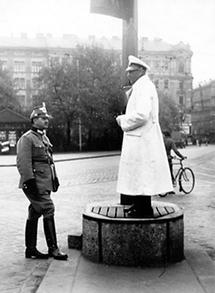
[179,167,195,194]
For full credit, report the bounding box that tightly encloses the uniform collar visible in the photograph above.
[31,127,45,136]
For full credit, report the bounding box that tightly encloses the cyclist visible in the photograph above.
[163,131,187,187]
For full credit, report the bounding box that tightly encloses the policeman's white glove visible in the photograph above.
[116,115,123,126]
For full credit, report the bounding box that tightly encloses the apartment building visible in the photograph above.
[0,34,193,112]
[191,80,215,141]
[139,37,193,110]
[0,34,79,108]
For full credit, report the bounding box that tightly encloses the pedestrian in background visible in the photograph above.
[116,55,173,217]
[16,103,68,260]
[199,137,202,147]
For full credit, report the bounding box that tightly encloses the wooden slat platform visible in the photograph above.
[91,205,175,218]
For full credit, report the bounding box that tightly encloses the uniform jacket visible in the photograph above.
[116,74,172,195]
[16,129,57,192]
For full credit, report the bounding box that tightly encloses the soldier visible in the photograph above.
[16,103,68,260]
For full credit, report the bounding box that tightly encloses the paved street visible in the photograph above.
[0,145,215,292]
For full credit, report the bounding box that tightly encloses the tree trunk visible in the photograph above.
[66,120,71,148]
[87,129,92,150]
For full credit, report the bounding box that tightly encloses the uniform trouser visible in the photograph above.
[168,158,174,183]
[23,189,55,220]
[23,189,55,250]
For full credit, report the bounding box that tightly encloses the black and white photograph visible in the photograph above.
[0,0,215,292]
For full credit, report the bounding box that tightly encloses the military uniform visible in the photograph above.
[17,128,57,219]
[16,103,67,260]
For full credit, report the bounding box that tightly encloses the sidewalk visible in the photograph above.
[36,244,215,293]
[1,146,215,292]
[36,146,215,293]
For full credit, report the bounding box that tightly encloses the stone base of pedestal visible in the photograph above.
[82,200,184,267]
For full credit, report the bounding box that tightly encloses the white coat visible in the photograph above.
[116,74,172,196]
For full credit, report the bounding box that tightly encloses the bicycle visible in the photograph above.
[159,157,195,197]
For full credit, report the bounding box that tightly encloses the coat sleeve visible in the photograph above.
[16,135,34,182]
[171,141,184,158]
[116,80,152,132]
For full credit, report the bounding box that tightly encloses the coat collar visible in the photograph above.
[132,73,149,87]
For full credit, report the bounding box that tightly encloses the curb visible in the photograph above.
[37,250,81,293]
[185,248,215,293]
[0,152,120,167]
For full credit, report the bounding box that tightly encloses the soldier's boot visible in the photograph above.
[43,216,68,261]
[25,219,49,259]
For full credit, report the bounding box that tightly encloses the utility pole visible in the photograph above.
[122,0,138,72]
[90,0,138,77]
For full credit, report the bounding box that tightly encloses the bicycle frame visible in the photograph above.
[172,158,184,185]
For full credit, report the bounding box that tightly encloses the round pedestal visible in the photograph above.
[82,200,184,267]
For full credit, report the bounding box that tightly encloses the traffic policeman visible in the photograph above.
[16,103,68,260]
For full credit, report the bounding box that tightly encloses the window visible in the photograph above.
[179,81,184,90]
[154,80,159,89]
[179,96,184,105]
[32,77,39,89]
[32,61,43,73]
[0,60,7,70]
[14,61,25,72]
[161,60,168,72]
[0,131,6,141]
[8,131,17,147]
[14,78,26,89]
[178,62,184,73]
[164,79,169,89]
[211,96,215,105]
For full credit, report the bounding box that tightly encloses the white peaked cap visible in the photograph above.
[126,55,150,71]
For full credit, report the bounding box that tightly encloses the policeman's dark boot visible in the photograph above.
[25,219,49,259]
[126,196,154,218]
[43,216,68,261]
[135,196,154,218]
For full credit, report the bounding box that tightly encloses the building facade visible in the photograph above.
[139,37,193,110]
[191,80,215,142]
[0,34,79,108]
[0,35,193,113]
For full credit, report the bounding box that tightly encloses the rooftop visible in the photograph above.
[0,34,191,53]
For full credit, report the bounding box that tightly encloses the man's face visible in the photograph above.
[33,115,49,130]
[126,68,144,85]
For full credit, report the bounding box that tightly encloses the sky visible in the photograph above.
[0,0,214,87]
